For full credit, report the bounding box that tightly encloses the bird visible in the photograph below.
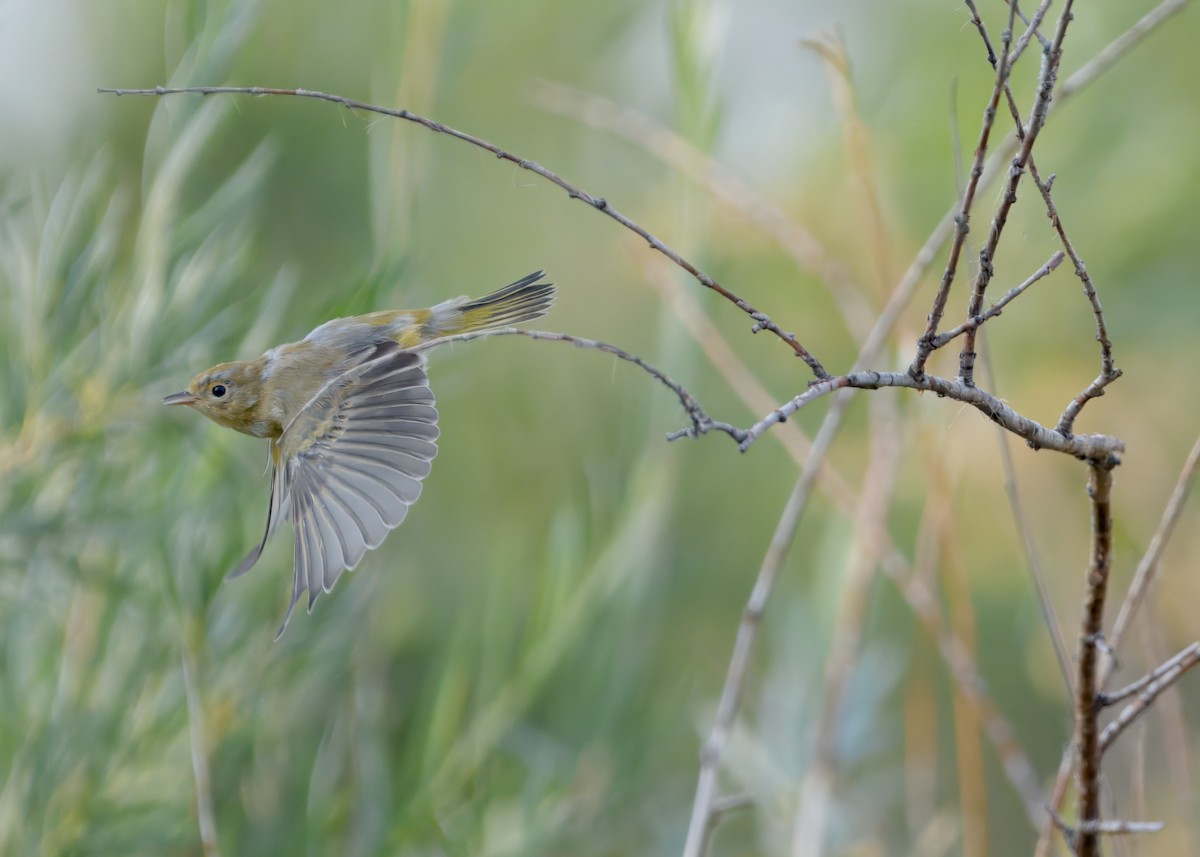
[164,270,555,637]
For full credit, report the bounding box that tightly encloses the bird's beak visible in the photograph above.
[163,390,198,406]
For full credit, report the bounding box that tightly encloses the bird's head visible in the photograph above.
[164,360,267,436]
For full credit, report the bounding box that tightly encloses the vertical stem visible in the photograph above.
[1075,460,1115,857]
[181,639,222,857]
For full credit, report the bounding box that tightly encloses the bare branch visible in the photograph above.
[910,0,1017,377]
[1005,0,1054,58]
[971,0,1122,436]
[100,85,829,379]
[1099,642,1200,752]
[411,328,747,445]
[738,370,1123,461]
[1075,461,1117,857]
[1036,174,1121,434]
[1048,805,1165,848]
[929,251,1063,348]
[958,0,1075,386]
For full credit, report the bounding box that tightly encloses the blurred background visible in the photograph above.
[1,0,1198,854]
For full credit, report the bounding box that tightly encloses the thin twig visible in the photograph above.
[953,45,1072,688]
[965,1,1123,436]
[929,251,1063,348]
[1142,611,1199,851]
[910,0,1017,377]
[1075,461,1117,857]
[1048,805,1165,848]
[641,257,820,473]
[99,85,829,379]
[1005,0,1054,57]
[958,0,1075,386]
[1099,641,1200,708]
[411,328,747,444]
[1038,172,1120,434]
[1099,642,1200,753]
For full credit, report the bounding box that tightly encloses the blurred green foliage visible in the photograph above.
[1,0,1198,854]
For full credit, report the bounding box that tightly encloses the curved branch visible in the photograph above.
[99,85,829,380]
[412,328,747,445]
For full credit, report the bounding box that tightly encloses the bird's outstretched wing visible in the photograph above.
[264,344,439,638]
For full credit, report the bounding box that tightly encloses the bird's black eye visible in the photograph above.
[211,384,227,398]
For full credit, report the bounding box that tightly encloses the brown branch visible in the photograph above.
[1099,641,1200,752]
[411,328,748,445]
[99,85,829,379]
[958,0,1075,386]
[1074,461,1117,857]
[1036,429,1200,857]
[1027,1,1194,849]
[929,251,1063,348]
[736,370,1123,461]
[964,3,1123,436]
[1035,173,1121,435]
[910,0,1017,377]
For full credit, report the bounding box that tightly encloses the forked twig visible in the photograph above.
[957,0,1075,386]
[929,251,1063,348]
[1099,641,1200,753]
[910,0,1018,377]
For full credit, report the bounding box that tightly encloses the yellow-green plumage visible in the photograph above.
[164,271,554,636]
[171,271,554,438]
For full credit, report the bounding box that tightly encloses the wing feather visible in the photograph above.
[268,345,438,636]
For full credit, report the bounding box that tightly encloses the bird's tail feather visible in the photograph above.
[427,271,555,337]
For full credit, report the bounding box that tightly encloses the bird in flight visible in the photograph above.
[164,271,554,637]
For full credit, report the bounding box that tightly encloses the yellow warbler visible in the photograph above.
[165,271,554,637]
